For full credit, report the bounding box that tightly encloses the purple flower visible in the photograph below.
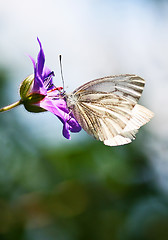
[20,38,81,139]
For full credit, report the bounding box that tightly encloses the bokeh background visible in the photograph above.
[0,0,168,239]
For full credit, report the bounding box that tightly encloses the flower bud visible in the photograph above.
[20,74,34,99]
[19,74,46,113]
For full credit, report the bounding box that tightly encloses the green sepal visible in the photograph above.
[24,103,47,113]
[25,93,45,104]
[20,74,34,99]
[23,94,46,113]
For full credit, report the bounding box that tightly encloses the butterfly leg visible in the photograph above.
[66,109,73,123]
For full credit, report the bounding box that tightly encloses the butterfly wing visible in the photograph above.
[66,74,154,146]
[73,74,145,104]
[103,104,154,146]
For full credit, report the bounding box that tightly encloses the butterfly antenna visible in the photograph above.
[59,55,65,91]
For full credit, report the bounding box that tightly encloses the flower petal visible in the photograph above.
[42,66,52,80]
[68,117,81,132]
[32,69,46,95]
[39,97,68,121]
[43,71,55,91]
[29,55,42,90]
[63,122,71,139]
[37,37,45,77]
[28,55,36,69]
[29,39,46,94]
[38,97,81,138]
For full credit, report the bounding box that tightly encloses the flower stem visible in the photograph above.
[0,100,22,113]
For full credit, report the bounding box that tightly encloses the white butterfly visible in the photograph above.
[64,74,154,146]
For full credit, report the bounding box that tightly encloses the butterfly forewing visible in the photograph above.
[73,74,145,104]
[66,74,153,146]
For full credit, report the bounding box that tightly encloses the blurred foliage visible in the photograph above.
[0,69,168,240]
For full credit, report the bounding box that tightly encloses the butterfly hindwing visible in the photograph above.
[67,94,137,145]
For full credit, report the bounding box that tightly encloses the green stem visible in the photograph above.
[0,100,22,112]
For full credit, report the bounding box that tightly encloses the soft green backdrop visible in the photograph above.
[0,0,168,239]
[0,69,167,240]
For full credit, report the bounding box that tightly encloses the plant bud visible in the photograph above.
[20,74,46,113]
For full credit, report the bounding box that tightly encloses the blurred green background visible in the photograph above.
[0,71,167,240]
[0,0,168,240]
